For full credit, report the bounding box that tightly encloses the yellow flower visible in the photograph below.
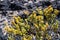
[23,37,28,40]
[4,26,12,33]
[11,21,20,30]
[27,36,32,40]
[17,16,21,21]
[13,30,21,35]
[40,20,44,23]
[36,16,43,20]
[13,16,19,23]
[32,11,36,18]
[45,22,49,28]
[54,9,59,15]
[34,23,39,28]
[44,5,53,14]
[21,27,27,34]
[41,27,46,31]
[36,8,43,15]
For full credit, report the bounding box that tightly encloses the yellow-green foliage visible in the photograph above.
[4,5,60,40]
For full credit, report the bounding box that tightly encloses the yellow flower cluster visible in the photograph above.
[4,5,60,40]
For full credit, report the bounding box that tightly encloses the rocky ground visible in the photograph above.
[0,0,60,40]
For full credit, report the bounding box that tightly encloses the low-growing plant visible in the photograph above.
[4,5,60,40]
